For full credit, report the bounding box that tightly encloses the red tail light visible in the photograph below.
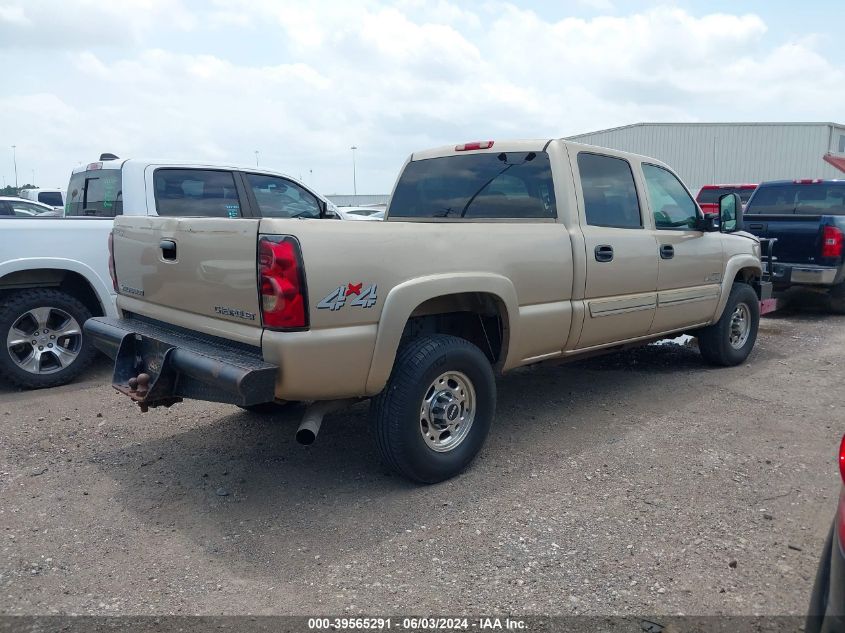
[258,235,308,330]
[455,141,494,151]
[839,434,845,485]
[838,435,845,549]
[822,225,843,258]
[107,231,118,292]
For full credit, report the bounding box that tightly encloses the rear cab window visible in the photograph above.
[37,191,63,207]
[746,183,845,215]
[388,151,556,219]
[153,169,242,217]
[697,186,755,205]
[66,170,122,217]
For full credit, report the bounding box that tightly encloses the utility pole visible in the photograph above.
[350,145,358,196]
[255,150,259,167]
[11,145,17,189]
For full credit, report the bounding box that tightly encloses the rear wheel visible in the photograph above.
[828,283,845,314]
[697,283,759,366]
[370,334,496,483]
[0,288,96,389]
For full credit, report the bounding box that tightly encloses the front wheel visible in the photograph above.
[370,334,496,484]
[697,283,759,366]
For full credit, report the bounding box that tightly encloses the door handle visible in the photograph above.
[660,244,674,260]
[159,239,177,260]
[594,244,614,263]
[748,223,765,231]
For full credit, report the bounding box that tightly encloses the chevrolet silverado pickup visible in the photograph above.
[86,139,770,483]
[0,155,338,389]
[744,179,845,312]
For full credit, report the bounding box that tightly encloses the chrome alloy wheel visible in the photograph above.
[6,306,82,375]
[420,371,476,453]
[729,302,751,349]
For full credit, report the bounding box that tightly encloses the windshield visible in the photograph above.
[37,191,63,206]
[746,182,845,215]
[389,151,556,219]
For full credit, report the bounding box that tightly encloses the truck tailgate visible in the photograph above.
[112,216,262,337]
[745,214,823,264]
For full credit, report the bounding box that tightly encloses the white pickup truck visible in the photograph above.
[0,156,339,388]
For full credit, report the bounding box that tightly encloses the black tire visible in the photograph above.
[370,334,496,484]
[697,283,759,366]
[0,288,96,389]
[238,401,300,415]
[806,523,833,633]
[828,283,845,314]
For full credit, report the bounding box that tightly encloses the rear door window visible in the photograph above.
[153,169,242,217]
[246,173,320,218]
[65,170,122,217]
[388,151,556,219]
[577,153,642,229]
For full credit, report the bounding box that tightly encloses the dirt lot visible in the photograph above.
[0,307,842,616]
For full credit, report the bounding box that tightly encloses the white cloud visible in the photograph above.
[0,2,842,193]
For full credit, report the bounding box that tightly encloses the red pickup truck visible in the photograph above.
[696,184,757,216]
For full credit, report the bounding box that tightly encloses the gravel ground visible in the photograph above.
[0,307,842,616]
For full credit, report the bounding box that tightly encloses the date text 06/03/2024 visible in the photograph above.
[306,616,527,630]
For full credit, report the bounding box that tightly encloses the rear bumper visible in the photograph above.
[84,316,278,410]
[764,262,840,287]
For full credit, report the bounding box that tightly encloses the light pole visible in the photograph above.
[254,150,259,167]
[11,145,17,189]
[350,145,358,196]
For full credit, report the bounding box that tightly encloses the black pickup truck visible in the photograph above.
[744,179,845,312]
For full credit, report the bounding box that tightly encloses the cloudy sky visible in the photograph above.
[1,0,843,194]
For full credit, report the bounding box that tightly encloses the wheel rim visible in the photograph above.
[6,306,82,375]
[420,371,476,453]
[729,302,751,349]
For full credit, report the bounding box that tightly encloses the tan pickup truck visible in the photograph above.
[86,139,770,483]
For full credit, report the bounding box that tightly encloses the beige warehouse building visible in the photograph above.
[567,122,845,193]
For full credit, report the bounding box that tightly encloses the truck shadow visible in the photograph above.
[93,337,762,577]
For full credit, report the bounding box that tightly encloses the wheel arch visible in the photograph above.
[711,255,762,322]
[0,260,116,319]
[365,274,518,395]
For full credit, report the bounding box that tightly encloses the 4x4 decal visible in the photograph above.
[317,283,378,311]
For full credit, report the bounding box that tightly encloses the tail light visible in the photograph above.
[839,434,845,485]
[821,225,843,259]
[838,435,845,549]
[258,235,308,330]
[107,231,118,292]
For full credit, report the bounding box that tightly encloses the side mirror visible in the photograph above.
[319,200,340,219]
[719,193,744,233]
[693,214,719,232]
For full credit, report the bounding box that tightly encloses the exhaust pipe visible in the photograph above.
[295,399,356,445]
